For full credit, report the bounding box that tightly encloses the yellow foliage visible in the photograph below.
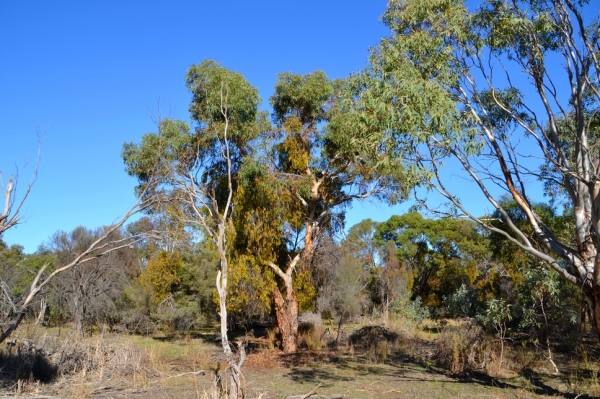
[280,132,309,174]
[140,250,182,303]
[293,269,317,312]
[425,292,441,308]
[226,254,276,314]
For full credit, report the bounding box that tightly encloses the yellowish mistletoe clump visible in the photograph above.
[140,250,182,303]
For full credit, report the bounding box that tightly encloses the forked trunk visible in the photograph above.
[272,287,298,353]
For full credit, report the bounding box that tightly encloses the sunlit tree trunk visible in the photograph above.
[36,298,47,325]
[271,286,298,353]
[268,254,301,353]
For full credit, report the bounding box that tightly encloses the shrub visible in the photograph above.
[123,311,156,335]
[444,284,480,318]
[349,326,401,362]
[436,322,485,375]
[0,334,150,384]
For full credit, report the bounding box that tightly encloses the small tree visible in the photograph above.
[315,243,368,343]
[517,263,566,373]
[140,250,182,304]
[478,298,512,371]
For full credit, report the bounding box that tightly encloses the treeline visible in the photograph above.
[0,217,217,337]
[0,202,580,347]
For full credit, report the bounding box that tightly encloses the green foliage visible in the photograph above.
[227,174,284,319]
[478,298,512,330]
[123,60,417,332]
[375,212,488,307]
[362,0,599,335]
[13,252,56,297]
[394,296,431,326]
[176,242,218,312]
[0,241,55,298]
[122,119,192,193]
[124,60,271,323]
[187,59,263,143]
[123,60,264,201]
[444,283,481,318]
[361,0,473,155]
[344,219,379,269]
[475,0,561,55]
[0,240,25,270]
[516,262,578,338]
[271,71,333,126]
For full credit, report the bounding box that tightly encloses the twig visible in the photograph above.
[165,370,206,379]
[91,380,127,392]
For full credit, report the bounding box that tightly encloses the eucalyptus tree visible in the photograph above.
[258,71,413,352]
[123,60,264,398]
[359,0,600,337]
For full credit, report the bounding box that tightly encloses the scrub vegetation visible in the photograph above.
[1,0,600,397]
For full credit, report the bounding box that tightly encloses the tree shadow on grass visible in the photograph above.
[440,371,588,398]
[279,348,428,385]
[278,347,592,398]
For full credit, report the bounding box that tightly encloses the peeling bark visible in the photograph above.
[272,287,298,353]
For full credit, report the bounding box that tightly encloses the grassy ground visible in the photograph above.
[0,322,599,398]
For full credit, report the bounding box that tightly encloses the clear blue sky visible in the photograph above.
[1,1,417,253]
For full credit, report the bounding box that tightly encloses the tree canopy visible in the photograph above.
[356,0,600,333]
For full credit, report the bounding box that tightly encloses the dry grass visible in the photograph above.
[0,328,157,397]
[2,321,600,398]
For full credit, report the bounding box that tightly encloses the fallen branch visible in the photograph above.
[298,383,322,399]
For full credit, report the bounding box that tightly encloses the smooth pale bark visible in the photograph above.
[368,0,600,341]
[0,139,40,238]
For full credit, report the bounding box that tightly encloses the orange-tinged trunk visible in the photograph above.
[272,287,299,353]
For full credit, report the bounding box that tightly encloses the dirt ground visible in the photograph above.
[0,326,598,398]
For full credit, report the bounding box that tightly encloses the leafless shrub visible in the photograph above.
[298,312,322,332]
[123,311,156,335]
[348,325,402,362]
